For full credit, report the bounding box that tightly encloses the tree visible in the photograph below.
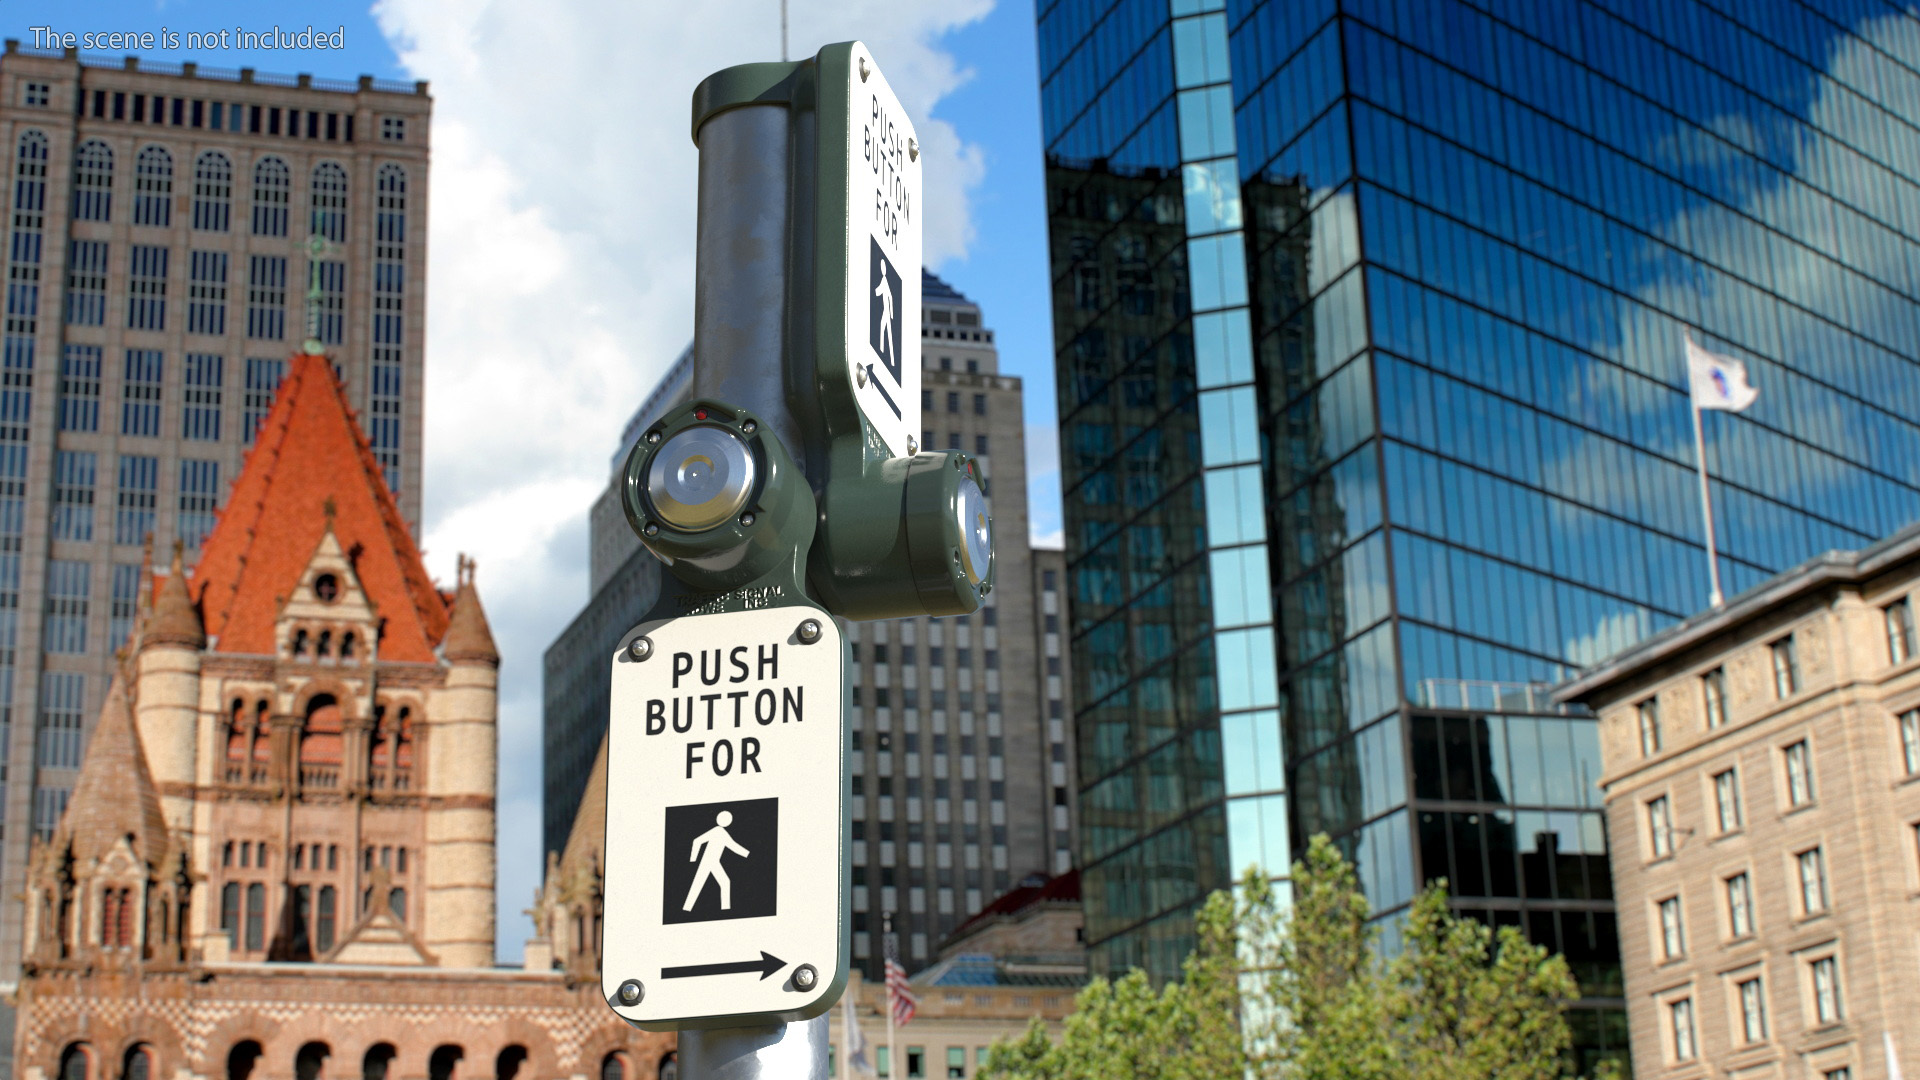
[982,834,1613,1080]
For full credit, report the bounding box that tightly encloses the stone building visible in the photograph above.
[0,41,434,993]
[1557,524,1920,1077]
[12,353,673,1080]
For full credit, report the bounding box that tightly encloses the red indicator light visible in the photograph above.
[695,408,709,421]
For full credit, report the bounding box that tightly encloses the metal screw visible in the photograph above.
[644,523,659,537]
[742,419,757,434]
[739,512,756,527]
[797,619,823,644]
[908,138,919,162]
[629,637,653,662]
[646,431,662,445]
[792,964,818,992]
[859,57,871,81]
[907,435,919,455]
[617,979,644,1005]
[856,365,869,388]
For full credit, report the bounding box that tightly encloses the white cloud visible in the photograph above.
[369,0,993,962]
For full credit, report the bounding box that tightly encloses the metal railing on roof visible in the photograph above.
[12,42,426,95]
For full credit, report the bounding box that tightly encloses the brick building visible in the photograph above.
[12,353,673,1080]
[1558,523,1920,1077]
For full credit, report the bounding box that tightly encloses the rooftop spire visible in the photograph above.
[145,541,206,650]
[442,554,499,666]
[57,677,170,869]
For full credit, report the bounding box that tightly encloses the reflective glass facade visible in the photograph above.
[1041,0,1920,1066]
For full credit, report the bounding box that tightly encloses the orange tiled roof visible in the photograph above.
[189,353,448,661]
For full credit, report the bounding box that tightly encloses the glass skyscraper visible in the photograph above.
[1039,0,1920,1065]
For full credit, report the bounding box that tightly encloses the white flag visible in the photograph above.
[843,993,878,1078]
[1889,1032,1906,1080]
[1686,336,1759,412]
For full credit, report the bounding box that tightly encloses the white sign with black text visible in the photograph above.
[601,607,847,1029]
[842,41,922,459]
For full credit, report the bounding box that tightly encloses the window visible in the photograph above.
[110,564,140,647]
[1888,598,1920,664]
[1737,976,1767,1042]
[1771,635,1799,698]
[244,883,266,950]
[121,350,163,436]
[133,146,172,226]
[381,116,406,142]
[311,162,349,242]
[1647,795,1673,858]
[1657,896,1684,959]
[23,82,49,107]
[187,252,228,335]
[1637,697,1661,756]
[116,454,159,545]
[946,392,958,413]
[1727,872,1755,936]
[247,256,287,340]
[179,459,220,549]
[184,354,223,441]
[974,434,989,456]
[192,151,232,231]
[1811,956,1841,1024]
[243,358,286,444]
[972,394,986,416]
[1903,710,1920,776]
[1714,768,1742,832]
[127,246,168,331]
[316,885,338,952]
[54,348,101,442]
[1797,847,1828,915]
[252,157,290,236]
[1785,740,1814,806]
[907,1047,924,1078]
[1702,667,1728,728]
[52,451,95,542]
[1826,1070,1853,1080]
[64,240,108,325]
[73,141,114,223]
[946,1047,965,1078]
[37,671,86,766]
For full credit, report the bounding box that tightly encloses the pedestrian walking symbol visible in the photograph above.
[869,236,904,386]
[663,798,778,924]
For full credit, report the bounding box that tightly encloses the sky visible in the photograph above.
[16,0,1060,961]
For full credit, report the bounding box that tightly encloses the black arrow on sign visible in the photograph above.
[661,951,787,981]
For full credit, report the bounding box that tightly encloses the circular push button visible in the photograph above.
[647,425,757,532]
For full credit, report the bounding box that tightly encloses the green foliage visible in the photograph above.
[981,834,1616,1080]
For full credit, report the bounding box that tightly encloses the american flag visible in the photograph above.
[884,948,918,1027]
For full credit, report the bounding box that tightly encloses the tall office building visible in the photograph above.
[542,274,1078,980]
[0,44,430,985]
[1038,0,1920,1062]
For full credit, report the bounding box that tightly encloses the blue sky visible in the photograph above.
[17,0,1058,960]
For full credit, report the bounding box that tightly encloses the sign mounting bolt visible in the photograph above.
[792,964,818,991]
[908,138,919,162]
[907,435,919,455]
[856,365,869,388]
[742,419,757,434]
[797,618,823,644]
[644,523,659,537]
[628,637,653,662]
[859,57,871,81]
[739,512,756,527]
[616,979,644,1006]
[646,430,662,445]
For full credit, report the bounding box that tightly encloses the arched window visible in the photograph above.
[133,146,172,227]
[100,886,134,947]
[219,882,240,944]
[376,165,405,243]
[292,628,309,657]
[389,887,406,923]
[600,1052,626,1080]
[252,157,290,237]
[362,1045,396,1080]
[299,694,343,788]
[428,1046,463,1080]
[656,1053,677,1080]
[341,632,356,660]
[295,1042,329,1080]
[316,885,337,953]
[15,131,48,226]
[494,1046,528,1080]
[59,1043,91,1080]
[193,150,232,231]
[227,1043,262,1080]
[316,630,333,658]
[244,883,265,951]
[310,162,348,243]
[124,1045,153,1080]
[73,140,112,221]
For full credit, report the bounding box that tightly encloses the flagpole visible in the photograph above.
[1691,390,1725,609]
[884,912,898,1080]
